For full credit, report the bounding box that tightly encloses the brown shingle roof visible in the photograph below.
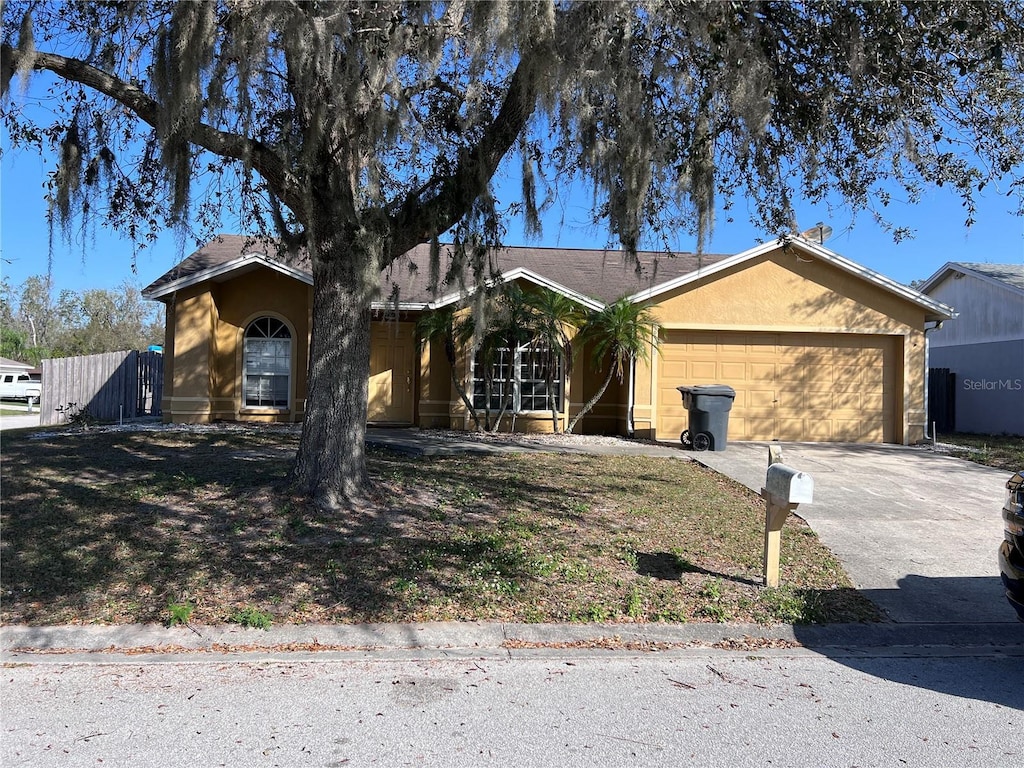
[143,235,729,306]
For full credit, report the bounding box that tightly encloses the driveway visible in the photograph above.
[692,442,1013,624]
[0,412,40,431]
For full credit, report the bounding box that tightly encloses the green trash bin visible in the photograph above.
[676,385,736,451]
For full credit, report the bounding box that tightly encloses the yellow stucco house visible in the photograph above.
[142,235,954,444]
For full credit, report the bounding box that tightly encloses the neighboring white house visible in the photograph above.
[919,262,1024,436]
[0,357,33,377]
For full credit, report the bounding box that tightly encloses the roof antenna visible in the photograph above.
[799,222,833,245]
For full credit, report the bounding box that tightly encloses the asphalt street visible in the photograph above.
[3,649,1022,767]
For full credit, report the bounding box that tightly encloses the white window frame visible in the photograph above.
[243,317,292,409]
[471,341,562,414]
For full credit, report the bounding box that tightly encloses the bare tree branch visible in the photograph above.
[2,43,307,221]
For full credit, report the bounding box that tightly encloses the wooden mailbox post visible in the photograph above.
[761,450,813,588]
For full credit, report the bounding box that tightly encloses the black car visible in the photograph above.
[1000,470,1024,622]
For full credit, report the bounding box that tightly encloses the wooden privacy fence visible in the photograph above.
[927,367,956,435]
[40,350,163,426]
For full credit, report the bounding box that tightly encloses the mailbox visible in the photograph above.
[765,463,814,505]
[761,456,814,588]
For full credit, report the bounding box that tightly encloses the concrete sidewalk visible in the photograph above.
[3,620,1022,664]
[692,442,1014,624]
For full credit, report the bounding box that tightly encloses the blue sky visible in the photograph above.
[2,123,1022,298]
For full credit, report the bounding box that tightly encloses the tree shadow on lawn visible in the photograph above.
[2,430,383,623]
[0,428,878,626]
[636,551,760,587]
[1,430,626,624]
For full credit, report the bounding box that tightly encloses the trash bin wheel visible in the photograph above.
[680,429,692,447]
[692,432,712,451]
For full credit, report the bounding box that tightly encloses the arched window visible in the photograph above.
[244,317,291,408]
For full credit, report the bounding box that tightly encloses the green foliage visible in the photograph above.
[574,603,611,623]
[524,288,585,432]
[625,586,644,619]
[475,284,539,432]
[54,402,99,427]
[416,285,585,434]
[228,606,273,630]
[938,433,1024,471]
[0,275,163,360]
[166,600,194,627]
[697,578,729,622]
[759,588,810,625]
[567,298,660,432]
[0,326,28,362]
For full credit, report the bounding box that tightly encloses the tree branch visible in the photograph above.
[2,43,307,221]
[388,47,548,259]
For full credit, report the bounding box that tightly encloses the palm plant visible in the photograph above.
[525,288,585,432]
[566,297,660,434]
[415,307,480,431]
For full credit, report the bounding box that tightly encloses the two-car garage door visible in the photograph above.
[657,331,900,443]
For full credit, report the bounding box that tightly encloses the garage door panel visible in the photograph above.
[832,366,865,386]
[720,361,746,379]
[833,390,861,410]
[804,420,834,440]
[658,330,898,443]
[661,369,688,387]
[834,419,883,442]
[776,367,814,385]
[776,418,807,441]
[804,392,833,410]
[745,417,774,439]
[719,340,748,353]
[690,361,718,379]
[861,392,886,411]
[748,388,777,408]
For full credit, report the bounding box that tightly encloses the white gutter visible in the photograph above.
[922,320,945,441]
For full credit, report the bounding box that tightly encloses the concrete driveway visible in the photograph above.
[0,412,40,431]
[692,442,1015,624]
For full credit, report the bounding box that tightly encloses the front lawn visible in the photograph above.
[937,433,1024,472]
[0,426,879,627]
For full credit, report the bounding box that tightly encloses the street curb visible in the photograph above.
[3,621,1021,664]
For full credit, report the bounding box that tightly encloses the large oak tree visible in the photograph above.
[3,1,1022,507]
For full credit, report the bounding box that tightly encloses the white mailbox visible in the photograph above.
[765,463,814,505]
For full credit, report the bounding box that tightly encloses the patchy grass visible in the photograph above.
[0,427,879,627]
[937,433,1024,472]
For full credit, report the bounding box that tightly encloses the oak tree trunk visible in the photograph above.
[291,238,374,508]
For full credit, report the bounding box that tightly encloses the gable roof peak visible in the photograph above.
[919,260,1024,296]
